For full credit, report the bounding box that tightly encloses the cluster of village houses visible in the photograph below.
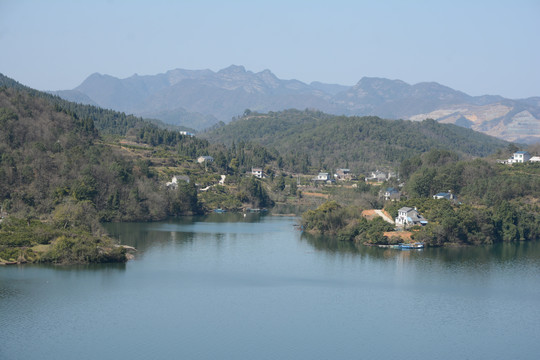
[252,167,445,228]
[170,155,474,227]
[167,132,537,228]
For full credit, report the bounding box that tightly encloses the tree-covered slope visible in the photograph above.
[299,149,540,246]
[0,85,201,264]
[0,86,207,221]
[202,109,509,171]
[387,150,540,245]
[0,73,192,136]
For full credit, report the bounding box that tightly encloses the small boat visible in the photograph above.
[0,261,18,265]
[213,208,227,213]
[399,242,424,250]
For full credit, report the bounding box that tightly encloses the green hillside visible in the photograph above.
[202,109,509,172]
[0,73,194,136]
[0,84,204,264]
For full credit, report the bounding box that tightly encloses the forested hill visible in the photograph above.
[0,79,206,264]
[202,109,509,171]
[0,73,194,136]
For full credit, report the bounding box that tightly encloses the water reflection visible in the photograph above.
[0,262,127,305]
[301,230,540,266]
[104,215,540,270]
[103,213,271,254]
[271,203,315,215]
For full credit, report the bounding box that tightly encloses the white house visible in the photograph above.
[513,151,531,163]
[529,156,540,162]
[383,187,400,201]
[315,172,330,181]
[395,207,428,227]
[252,168,265,178]
[197,156,214,164]
[166,175,190,189]
[365,170,387,183]
[433,192,456,201]
[507,151,531,164]
[334,168,354,181]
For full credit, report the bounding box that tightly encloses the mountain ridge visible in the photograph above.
[54,66,540,143]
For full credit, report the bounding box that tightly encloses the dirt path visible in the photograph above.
[375,209,394,224]
[302,192,329,199]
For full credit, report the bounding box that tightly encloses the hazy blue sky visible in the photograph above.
[1,0,538,98]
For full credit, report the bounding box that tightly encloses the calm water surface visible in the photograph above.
[1,214,540,360]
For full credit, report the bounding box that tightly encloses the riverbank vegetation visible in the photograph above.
[389,150,540,246]
[301,201,394,243]
[0,216,125,265]
[301,150,540,247]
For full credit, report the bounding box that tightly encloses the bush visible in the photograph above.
[43,234,126,264]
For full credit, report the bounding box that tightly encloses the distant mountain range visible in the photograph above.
[54,65,540,143]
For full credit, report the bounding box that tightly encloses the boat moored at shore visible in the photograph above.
[399,242,424,250]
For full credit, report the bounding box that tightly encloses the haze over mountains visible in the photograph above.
[55,65,540,144]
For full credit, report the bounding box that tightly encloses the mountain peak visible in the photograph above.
[86,72,105,79]
[77,72,117,90]
[256,69,279,83]
[257,69,277,78]
[355,77,409,89]
[218,65,247,74]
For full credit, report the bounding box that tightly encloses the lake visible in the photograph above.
[1,214,540,360]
